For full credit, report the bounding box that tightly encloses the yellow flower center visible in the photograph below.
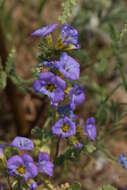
[17,166,26,174]
[62,124,70,132]
[45,84,56,92]
[39,66,43,72]
[39,66,48,73]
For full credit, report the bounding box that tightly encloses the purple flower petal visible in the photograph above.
[56,52,80,81]
[70,84,85,110]
[7,155,23,174]
[84,117,96,141]
[27,179,37,190]
[24,162,38,181]
[32,24,58,37]
[21,154,33,163]
[38,152,54,177]
[119,154,127,169]
[11,136,34,151]
[39,152,50,162]
[38,160,54,176]
[75,142,83,150]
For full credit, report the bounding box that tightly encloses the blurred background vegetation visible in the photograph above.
[1,0,127,189]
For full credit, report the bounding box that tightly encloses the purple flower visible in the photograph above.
[75,142,83,150]
[7,154,38,181]
[38,152,54,177]
[32,24,58,37]
[52,116,76,138]
[27,179,37,190]
[70,84,85,110]
[57,104,76,120]
[11,137,34,151]
[61,24,80,49]
[69,136,82,150]
[84,117,96,141]
[56,52,80,80]
[33,72,66,106]
[119,154,127,169]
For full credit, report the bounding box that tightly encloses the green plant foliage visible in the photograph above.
[85,144,96,153]
[98,184,117,190]
[55,147,81,165]
[10,74,27,94]
[5,48,15,75]
[31,127,53,141]
[59,0,79,24]
[69,182,81,190]
[0,0,5,10]
[38,0,47,15]
[0,59,7,89]
[0,71,7,89]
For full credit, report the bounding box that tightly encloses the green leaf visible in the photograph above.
[5,48,15,75]
[10,75,27,94]
[31,127,52,140]
[98,185,117,190]
[0,71,7,89]
[85,144,96,153]
[38,0,47,15]
[0,0,5,11]
[0,58,3,70]
[31,127,42,139]
[69,182,81,190]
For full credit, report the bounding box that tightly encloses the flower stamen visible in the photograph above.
[62,124,70,132]
[17,166,26,174]
[45,84,56,92]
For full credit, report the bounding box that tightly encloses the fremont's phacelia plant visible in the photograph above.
[0,23,97,189]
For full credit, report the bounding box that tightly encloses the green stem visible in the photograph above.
[117,63,127,91]
[103,82,122,104]
[54,136,61,162]
[7,175,12,190]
